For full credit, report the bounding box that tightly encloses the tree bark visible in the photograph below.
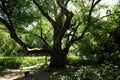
[48,48,67,68]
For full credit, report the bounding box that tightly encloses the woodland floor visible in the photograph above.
[0,64,76,80]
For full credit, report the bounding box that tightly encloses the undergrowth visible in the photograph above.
[57,65,120,80]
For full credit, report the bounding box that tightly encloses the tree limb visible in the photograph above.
[0,0,13,25]
[65,0,70,7]
[56,0,71,25]
[27,47,50,54]
[56,0,68,12]
[0,17,9,27]
[0,1,29,53]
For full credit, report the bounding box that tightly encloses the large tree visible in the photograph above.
[0,0,101,68]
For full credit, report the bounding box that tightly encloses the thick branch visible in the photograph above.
[0,18,28,53]
[27,48,50,54]
[56,0,73,19]
[0,17,9,27]
[0,1,29,53]
[54,12,73,47]
[0,0,12,25]
[53,0,74,47]
[65,0,70,7]
[56,0,68,12]
[64,12,74,29]
[56,0,71,25]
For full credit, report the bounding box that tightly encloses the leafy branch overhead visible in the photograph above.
[0,0,102,52]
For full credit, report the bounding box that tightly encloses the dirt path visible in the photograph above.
[0,64,76,80]
[0,64,43,80]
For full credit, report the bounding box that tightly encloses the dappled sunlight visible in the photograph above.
[0,64,76,80]
[0,64,43,80]
[0,72,23,80]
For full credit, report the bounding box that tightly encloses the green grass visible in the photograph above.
[0,56,50,71]
[0,54,82,71]
[67,53,82,64]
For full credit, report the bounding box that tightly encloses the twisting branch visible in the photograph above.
[65,0,70,7]
[0,0,29,53]
[56,0,74,18]
[53,0,74,47]
[0,0,13,25]
[56,0,74,30]
[56,0,71,24]
[0,17,9,27]
[57,0,68,12]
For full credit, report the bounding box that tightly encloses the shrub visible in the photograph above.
[0,56,49,71]
[57,65,120,80]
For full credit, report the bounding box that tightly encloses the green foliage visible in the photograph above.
[67,53,82,64]
[0,28,26,56]
[76,3,120,65]
[1,0,37,25]
[0,57,22,71]
[57,65,120,80]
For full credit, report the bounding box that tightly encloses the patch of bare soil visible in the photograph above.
[0,64,76,80]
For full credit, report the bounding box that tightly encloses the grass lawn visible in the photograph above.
[0,56,50,71]
[0,54,80,71]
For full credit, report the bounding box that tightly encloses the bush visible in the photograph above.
[57,65,120,80]
[0,57,22,71]
[0,56,49,71]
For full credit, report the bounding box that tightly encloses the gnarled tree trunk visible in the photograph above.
[49,43,70,68]
[49,51,67,68]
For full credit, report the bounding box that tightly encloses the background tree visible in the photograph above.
[77,0,120,65]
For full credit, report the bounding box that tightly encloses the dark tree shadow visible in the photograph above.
[14,64,76,80]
